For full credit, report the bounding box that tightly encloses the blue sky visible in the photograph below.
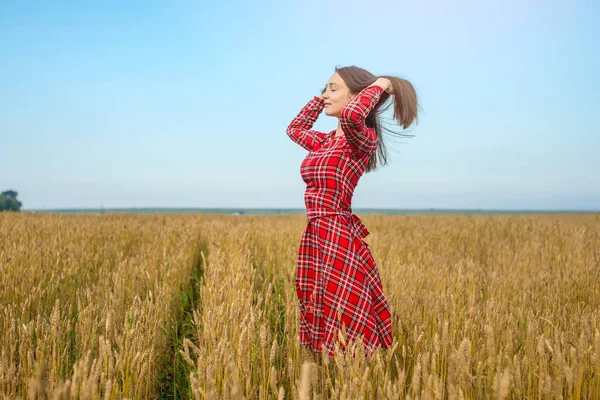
[1,0,598,210]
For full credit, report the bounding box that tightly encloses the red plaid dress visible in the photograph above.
[287,85,393,357]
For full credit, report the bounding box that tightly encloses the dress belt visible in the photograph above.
[306,210,370,239]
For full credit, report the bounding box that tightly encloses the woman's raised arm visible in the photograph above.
[338,80,389,156]
[286,95,328,151]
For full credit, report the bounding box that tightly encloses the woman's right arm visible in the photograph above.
[286,96,328,151]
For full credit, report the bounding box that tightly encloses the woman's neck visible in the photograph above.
[335,120,344,137]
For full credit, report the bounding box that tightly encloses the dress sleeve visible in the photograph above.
[286,96,328,151]
[339,85,384,156]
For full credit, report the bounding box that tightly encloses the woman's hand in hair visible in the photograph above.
[371,77,393,95]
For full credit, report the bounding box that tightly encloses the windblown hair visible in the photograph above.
[334,65,421,173]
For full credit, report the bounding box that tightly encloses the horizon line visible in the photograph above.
[22,207,600,213]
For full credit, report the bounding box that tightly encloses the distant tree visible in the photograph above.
[0,190,22,212]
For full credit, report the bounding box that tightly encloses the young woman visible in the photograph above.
[286,65,419,358]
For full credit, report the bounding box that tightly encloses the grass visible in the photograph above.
[157,239,208,399]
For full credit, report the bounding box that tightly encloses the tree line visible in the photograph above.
[0,190,22,212]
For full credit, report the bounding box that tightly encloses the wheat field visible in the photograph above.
[0,212,599,399]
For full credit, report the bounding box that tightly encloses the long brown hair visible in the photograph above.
[335,65,421,173]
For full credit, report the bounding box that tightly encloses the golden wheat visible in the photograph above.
[1,212,599,399]
[0,213,204,398]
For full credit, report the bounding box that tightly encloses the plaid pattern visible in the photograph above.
[287,85,393,357]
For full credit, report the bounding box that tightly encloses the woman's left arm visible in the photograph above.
[339,78,391,156]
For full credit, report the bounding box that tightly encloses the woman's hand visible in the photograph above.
[319,86,327,100]
[370,77,394,95]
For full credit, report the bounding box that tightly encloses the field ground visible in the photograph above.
[1,212,599,399]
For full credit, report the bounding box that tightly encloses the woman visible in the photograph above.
[286,65,419,358]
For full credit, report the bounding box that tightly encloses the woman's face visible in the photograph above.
[322,72,354,118]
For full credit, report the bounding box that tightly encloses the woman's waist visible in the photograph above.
[305,208,370,239]
[304,190,352,211]
[306,208,353,220]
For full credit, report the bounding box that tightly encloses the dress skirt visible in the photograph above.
[295,212,393,357]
